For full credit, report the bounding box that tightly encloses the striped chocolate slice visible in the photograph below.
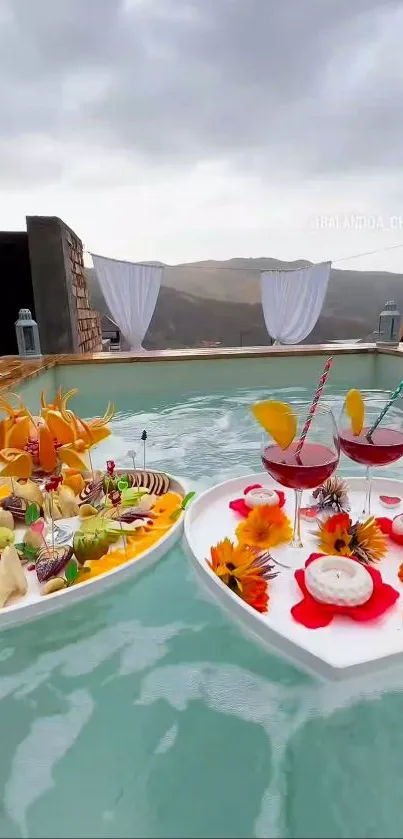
[133,470,170,496]
[36,546,73,583]
[78,479,104,507]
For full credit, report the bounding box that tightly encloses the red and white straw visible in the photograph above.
[295,356,333,458]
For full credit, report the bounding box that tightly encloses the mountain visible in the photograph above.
[85,259,403,348]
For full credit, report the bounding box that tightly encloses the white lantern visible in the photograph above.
[377,300,401,347]
[15,309,42,358]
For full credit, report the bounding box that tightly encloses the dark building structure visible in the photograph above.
[0,216,102,356]
[0,232,36,355]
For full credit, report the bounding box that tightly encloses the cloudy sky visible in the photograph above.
[1,0,403,271]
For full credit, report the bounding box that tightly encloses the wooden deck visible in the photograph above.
[0,343,401,392]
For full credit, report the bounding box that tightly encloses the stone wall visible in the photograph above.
[27,216,102,354]
[67,232,102,353]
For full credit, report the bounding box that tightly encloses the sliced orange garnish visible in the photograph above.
[0,449,32,479]
[250,400,297,450]
[7,415,30,449]
[57,444,88,472]
[345,389,364,436]
[44,410,75,445]
[152,491,182,516]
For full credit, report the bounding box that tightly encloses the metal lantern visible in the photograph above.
[377,300,401,347]
[15,309,42,358]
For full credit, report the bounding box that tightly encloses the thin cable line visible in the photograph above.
[332,241,403,264]
[85,239,403,271]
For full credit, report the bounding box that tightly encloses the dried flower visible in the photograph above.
[312,476,350,516]
[106,460,115,476]
[350,518,387,565]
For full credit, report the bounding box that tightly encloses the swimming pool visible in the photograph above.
[3,352,403,838]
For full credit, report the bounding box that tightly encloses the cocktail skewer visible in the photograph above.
[141,430,147,470]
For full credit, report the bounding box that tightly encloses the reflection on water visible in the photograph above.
[1,385,403,838]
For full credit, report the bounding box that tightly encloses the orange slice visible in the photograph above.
[63,472,85,495]
[345,389,364,436]
[250,400,297,450]
[152,491,183,518]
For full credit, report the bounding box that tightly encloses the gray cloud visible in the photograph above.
[0,0,402,183]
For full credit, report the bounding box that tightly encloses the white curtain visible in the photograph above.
[91,254,163,350]
[260,262,331,344]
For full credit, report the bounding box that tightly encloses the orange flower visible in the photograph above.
[236,505,292,549]
[208,538,273,612]
[241,577,269,613]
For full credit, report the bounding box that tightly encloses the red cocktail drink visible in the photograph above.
[339,427,403,466]
[262,441,339,490]
[257,402,339,548]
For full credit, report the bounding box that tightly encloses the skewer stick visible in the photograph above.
[48,492,55,556]
[141,431,147,470]
[88,449,95,482]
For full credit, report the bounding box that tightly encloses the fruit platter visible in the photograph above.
[185,362,403,680]
[0,389,190,630]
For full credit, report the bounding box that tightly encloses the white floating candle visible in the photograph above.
[305,555,373,607]
[392,514,403,536]
[244,488,279,509]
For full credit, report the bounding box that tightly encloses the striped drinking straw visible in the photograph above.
[295,356,333,459]
[366,378,403,440]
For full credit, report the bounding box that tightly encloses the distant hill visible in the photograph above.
[85,259,403,348]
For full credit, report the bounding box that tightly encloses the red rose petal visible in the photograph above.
[244,484,262,495]
[377,516,403,545]
[376,516,393,534]
[291,594,333,628]
[229,499,251,517]
[347,582,399,621]
[276,491,286,508]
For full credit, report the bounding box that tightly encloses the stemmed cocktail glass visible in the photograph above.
[261,403,340,548]
[339,397,403,517]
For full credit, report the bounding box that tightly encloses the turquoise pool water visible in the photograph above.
[2,377,403,838]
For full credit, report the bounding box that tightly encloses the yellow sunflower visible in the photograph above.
[236,505,292,550]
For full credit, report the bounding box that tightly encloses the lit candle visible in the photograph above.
[392,514,403,537]
[244,488,279,509]
[305,555,373,607]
